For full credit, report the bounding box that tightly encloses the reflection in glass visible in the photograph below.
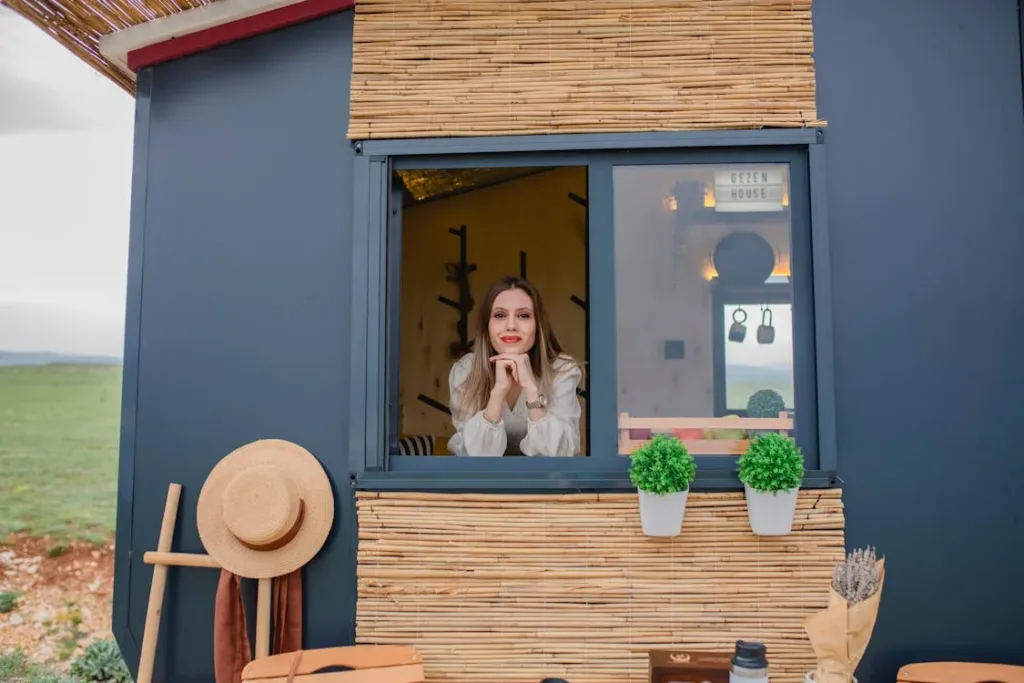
[613,163,796,454]
[723,303,794,411]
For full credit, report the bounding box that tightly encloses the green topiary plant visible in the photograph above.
[746,388,786,418]
[69,639,132,683]
[628,434,697,494]
[737,433,804,493]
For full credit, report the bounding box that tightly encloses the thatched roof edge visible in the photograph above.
[1,0,331,95]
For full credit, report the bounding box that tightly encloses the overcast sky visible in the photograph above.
[0,5,133,357]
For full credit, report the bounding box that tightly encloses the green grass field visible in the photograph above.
[0,365,122,544]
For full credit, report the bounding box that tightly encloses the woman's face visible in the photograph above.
[488,287,537,355]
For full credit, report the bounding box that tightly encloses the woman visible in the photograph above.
[447,276,583,457]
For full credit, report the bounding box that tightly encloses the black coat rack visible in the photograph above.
[416,393,452,416]
[438,224,476,359]
[416,225,476,419]
[568,192,590,402]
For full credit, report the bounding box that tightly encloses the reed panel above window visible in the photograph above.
[348,0,824,139]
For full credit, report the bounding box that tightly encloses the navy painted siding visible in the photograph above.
[113,11,356,683]
[813,0,1024,678]
[113,2,1024,682]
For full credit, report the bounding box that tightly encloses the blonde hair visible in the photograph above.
[453,276,581,421]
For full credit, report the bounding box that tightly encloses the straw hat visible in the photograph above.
[197,439,334,579]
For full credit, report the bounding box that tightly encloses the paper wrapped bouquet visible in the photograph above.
[803,546,885,683]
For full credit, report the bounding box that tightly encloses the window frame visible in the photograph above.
[349,128,837,492]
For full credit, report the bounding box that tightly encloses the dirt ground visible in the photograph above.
[0,534,114,665]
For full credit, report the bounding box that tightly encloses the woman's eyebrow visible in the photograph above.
[492,306,533,314]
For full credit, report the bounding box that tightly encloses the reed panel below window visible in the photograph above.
[355,489,845,683]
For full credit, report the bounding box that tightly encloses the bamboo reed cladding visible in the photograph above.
[1,0,212,94]
[349,0,826,139]
[355,490,845,683]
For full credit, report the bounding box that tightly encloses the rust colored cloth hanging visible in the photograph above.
[214,569,303,683]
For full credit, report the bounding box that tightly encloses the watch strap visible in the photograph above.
[525,394,547,409]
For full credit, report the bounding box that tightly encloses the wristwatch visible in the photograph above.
[525,394,547,410]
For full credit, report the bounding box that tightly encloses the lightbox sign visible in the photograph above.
[713,169,785,212]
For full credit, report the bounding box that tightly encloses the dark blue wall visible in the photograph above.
[813,0,1024,678]
[112,11,357,683]
[115,2,1024,682]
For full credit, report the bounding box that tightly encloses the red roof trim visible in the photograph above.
[126,0,356,71]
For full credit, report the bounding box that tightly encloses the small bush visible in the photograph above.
[628,434,697,494]
[47,544,70,558]
[0,649,76,683]
[746,388,786,418]
[737,433,804,493]
[0,591,20,614]
[0,649,30,680]
[69,640,131,683]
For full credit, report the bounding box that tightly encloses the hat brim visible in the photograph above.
[197,439,334,579]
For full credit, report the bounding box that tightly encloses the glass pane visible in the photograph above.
[390,166,590,458]
[613,163,796,456]
[723,303,794,411]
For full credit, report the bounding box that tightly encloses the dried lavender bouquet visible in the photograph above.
[803,546,885,683]
[832,546,882,605]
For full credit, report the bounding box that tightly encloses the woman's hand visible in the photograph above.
[483,358,517,425]
[490,353,537,395]
[491,357,518,396]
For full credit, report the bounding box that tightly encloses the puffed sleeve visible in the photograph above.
[520,360,582,457]
[446,354,507,457]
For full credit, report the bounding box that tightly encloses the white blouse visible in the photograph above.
[446,353,582,457]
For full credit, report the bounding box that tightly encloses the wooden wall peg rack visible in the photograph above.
[136,482,278,683]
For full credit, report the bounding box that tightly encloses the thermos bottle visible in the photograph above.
[729,640,769,683]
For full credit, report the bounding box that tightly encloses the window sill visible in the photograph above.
[351,468,837,492]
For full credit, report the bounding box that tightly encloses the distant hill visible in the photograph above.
[0,302,124,362]
[0,350,122,367]
[728,363,792,385]
[726,362,794,409]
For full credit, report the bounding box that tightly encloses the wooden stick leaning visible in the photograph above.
[139,485,275,668]
[137,483,181,683]
[143,551,220,568]
[256,578,272,659]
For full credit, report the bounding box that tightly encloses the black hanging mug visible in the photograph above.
[757,307,775,344]
[729,307,747,343]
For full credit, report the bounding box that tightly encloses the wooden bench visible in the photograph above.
[618,412,793,456]
[897,662,1024,683]
[241,645,424,683]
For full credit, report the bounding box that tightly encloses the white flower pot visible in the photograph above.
[744,483,798,536]
[637,489,689,537]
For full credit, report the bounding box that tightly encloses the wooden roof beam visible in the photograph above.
[98,0,354,82]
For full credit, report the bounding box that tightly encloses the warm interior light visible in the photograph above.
[703,186,715,208]
[703,263,791,281]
